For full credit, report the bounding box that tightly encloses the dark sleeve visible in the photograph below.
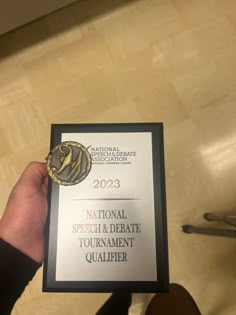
[0,239,41,315]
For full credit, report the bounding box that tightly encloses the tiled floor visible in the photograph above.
[0,0,236,314]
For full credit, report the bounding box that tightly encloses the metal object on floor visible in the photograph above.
[182,213,236,238]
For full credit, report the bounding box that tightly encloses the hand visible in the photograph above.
[0,162,48,263]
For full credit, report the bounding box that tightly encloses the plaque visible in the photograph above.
[43,123,169,292]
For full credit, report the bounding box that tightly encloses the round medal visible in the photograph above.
[46,141,92,186]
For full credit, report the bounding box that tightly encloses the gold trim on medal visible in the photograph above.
[46,141,92,186]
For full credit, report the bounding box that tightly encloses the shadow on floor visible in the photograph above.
[0,0,139,61]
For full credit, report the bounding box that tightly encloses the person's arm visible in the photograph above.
[0,239,41,315]
[0,162,48,315]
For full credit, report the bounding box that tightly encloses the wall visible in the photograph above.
[0,0,78,35]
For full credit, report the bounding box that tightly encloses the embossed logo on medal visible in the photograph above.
[46,141,92,186]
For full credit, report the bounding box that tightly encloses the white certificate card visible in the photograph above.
[57,132,156,281]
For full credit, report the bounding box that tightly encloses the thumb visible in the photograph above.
[18,162,48,190]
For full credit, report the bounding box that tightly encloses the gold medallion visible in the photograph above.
[46,141,92,186]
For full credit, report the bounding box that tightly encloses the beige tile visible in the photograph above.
[58,31,113,76]
[157,29,208,80]
[192,17,236,59]
[94,1,186,63]
[32,79,88,123]
[212,0,236,14]
[192,96,236,148]
[81,64,122,107]
[23,51,73,92]
[0,101,45,153]
[129,0,187,44]
[171,0,222,27]
[0,128,12,158]
[165,120,214,215]
[211,43,236,89]
[0,63,32,107]
[0,157,18,212]
[134,86,188,127]
[172,63,228,114]
[192,99,236,209]
[227,10,236,31]
[114,49,178,107]
[24,31,112,94]
[92,7,148,61]
[93,99,142,123]
[165,120,201,172]
[160,16,236,75]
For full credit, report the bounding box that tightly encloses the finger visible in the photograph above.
[42,176,49,195]
[19,162,48,189]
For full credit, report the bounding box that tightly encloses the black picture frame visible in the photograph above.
[43,123,169,293]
